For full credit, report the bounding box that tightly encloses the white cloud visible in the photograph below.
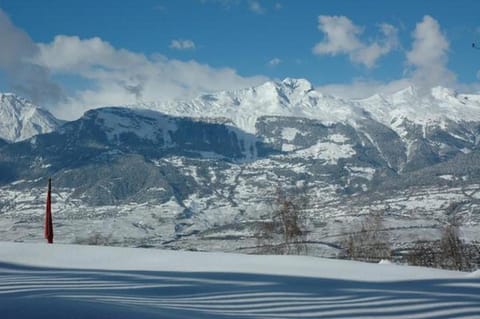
[313,15,398,68]
[268,58,282,66]
[1,8,475,124]
[33,35,267,119]
[274,3,282,10]
[314,15,466,98]
[406,15,455,89]
[0,9,63,104]
[249,1,265,14]
[317,78,412,99]
[313,16,363,54]
[169,39,196,50]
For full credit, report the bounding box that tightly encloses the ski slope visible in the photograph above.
[1,242,479,319]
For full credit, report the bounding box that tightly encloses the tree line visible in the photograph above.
[255,188,479,271]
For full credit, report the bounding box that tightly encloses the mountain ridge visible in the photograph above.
[0,93,63,142]
[2,78,480,142]
[0,79,479,256]
[133,79,480,137]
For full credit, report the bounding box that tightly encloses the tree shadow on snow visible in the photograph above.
[0,262,479,319]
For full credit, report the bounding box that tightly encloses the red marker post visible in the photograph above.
[44,178,53,244]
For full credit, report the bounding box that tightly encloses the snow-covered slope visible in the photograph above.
[1,242,466,279]
[0,93,62,142]
[139,78,362,134]
[2,79,478,142]
[359,86,480,136]
[1,242,479,319]
[138,79,480,135]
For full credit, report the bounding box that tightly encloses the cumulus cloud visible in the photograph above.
[313,16,363,54]
[315,15,464,98]
[313,15,398,68]
[33,35,267,119]
[0,9,63,105]
[317,78,412,99]
[0,9,266,119]
[169,39,196,50]
[406,15,455,89]
[249,1,265,14]
[268,58,282,66]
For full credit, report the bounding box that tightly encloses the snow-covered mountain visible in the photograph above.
[360,86,480,124]
[0,93,63,142]
[139,78,480,136]
[139,78,360,134]
[0,79,479,261]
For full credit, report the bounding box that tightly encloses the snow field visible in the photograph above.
[1,242,479,319]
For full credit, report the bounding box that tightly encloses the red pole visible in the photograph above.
[44,178,53,244]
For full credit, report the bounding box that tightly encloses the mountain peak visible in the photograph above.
[0,92,63,142]
[254,78,315,97]
[255,78,316,106]
[0,92,30,108]
[281,78,314,93]
[136,79,480,135]
[393,85,417,97]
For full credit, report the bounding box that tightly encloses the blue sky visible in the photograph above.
[0,0,479,118]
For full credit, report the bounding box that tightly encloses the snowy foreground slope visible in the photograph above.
[1,242,479,319]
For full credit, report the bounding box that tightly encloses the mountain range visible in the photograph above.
[0,78,479,258]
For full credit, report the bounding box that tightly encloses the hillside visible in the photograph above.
[0,79,479,259]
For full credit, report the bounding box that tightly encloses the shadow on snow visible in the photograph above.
[0,262,479,319]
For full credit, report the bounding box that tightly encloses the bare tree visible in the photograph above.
[74,232,113,246]
[438,221,473,270]
[408,241,438,268]
[408,202,477,271]
[256,187,308,255]
[439,202,473,270]
[343,210,391,262]
[408,224,474,271]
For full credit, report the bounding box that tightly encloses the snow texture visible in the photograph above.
[1,242,479,319]
[291,140,356,164]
